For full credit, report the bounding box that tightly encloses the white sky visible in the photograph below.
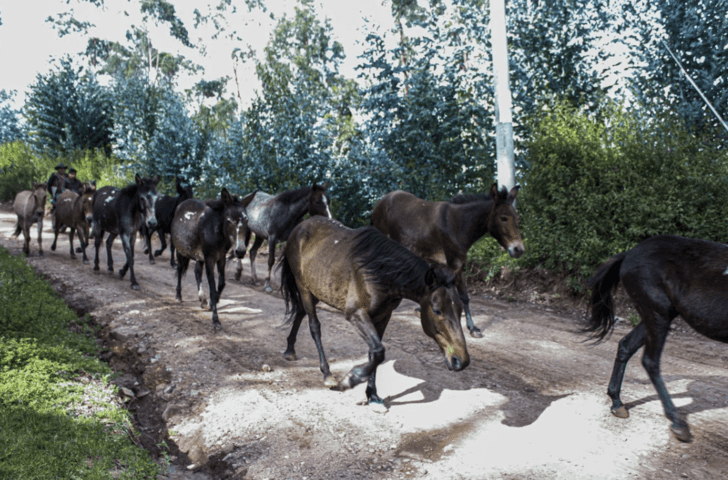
[0,0,396,109]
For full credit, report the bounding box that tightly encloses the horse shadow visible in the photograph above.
[620,374,728,420]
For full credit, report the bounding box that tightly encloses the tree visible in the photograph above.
[25,58,113,156]
[0,90,24,145]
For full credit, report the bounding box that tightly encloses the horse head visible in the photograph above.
[310,183,332,218]
[222,188,249,259]
[136,174,160,228]
[81,183,96,224]
[31,182,48,220]
[488,183,525,259]
[419,266,470,372]
[176,176,195,201]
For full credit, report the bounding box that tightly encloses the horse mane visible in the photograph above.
[274,186,311,205]
[351,226,429,292]
[449,193,489,204]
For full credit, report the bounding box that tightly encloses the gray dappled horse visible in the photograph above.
[50,182,96,263]
[171,188,252,330]
[12,182,48,256]
[234,184,331,292]
[91,174,160,290]
[279,216,470,409]
[371,184,524,338]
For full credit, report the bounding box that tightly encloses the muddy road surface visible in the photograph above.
[1,207,728,480]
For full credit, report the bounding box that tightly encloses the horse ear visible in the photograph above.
[152,175,160,185]
[490,183,500,203]
[33,181,40,190]
[135,173,143,185]
[425,267,437,289]
[221,188,233,205]
[507,185,520,203]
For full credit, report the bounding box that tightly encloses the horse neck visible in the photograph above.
[447,200,494,249]
[284,190,313,219]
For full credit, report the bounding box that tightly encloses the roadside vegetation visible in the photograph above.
[0,246,161,479]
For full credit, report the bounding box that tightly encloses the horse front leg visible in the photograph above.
[35,219,43,257]
[194,260,207,308]
[363,314,392,406]
[77,223,90,264]
[338,308,386,406]
[68,227,77,259]
[93,229,104,271]
[607,322,646,419]
[175,255,190,302]
[51,222,60,252]
[455,270,481,338]
[142,225,155,264]
[105,232,117,274]
[118,232,139,290]
[264,236,277,293]
[248,235,264,285]
[169,239,177,269]
[204,259,222,330]
[216,256,226,298]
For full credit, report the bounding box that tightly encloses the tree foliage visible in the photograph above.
[0,91,24,145]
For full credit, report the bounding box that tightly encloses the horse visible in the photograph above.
[171,188,251,330]
[279,216,470,409]
[371,184,524,338]
[141,176,194,267]
[584,234,728,443]
[234,183,331,292]
[50,182,96,263]
[12,182,47,256]
[91,174,160,290]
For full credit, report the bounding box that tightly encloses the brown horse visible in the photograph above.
[50,182,96,263]
[279,216,470,409]
[371,184,524,338]
[12,182,48,256]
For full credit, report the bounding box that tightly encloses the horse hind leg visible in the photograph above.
[204,259,222,329]
[175,255,191,302]
[194,261,208,308]
[68,227,77,259]
[35,219,43,257]
[455,271,481,338]
[263,237,277,292]
[607,322,646,419]
[338,309,386,404]
[248,235,264,285]
[300,292,337,388]
[105,232,117,273]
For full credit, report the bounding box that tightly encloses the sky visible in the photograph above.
[0,0,396,109]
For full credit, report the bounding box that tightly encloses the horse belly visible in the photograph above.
[297,243,359,311]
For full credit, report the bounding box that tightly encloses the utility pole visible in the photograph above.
[490,0,516,193]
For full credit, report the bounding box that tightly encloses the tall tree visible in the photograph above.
[0,90,24,145]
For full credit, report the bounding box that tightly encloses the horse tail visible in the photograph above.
[278,252,302,328]
[583,251,628,343]
[12,222,21,237]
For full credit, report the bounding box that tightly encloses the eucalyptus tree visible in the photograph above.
[0,90,24,145]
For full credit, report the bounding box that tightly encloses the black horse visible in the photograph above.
[171,188,251,329]
[91,174,160,290]
[584,234,728,442]
[279,216,470,409]
[141,176,194,267]
[234,184,331,292]
[371,184,524,337]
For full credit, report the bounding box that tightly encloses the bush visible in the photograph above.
[0,141,55,200]
[518,101,728,276]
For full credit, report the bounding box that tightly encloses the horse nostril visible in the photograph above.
[235,249,246,259]
[450,355,469,372]
[509,245,524,259]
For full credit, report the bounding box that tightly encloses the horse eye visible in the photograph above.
[500,216,508,222]
[433,308,442,316]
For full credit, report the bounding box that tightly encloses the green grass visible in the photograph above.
[0,246,161,479]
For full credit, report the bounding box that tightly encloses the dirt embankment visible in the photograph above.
[2,205,728,480]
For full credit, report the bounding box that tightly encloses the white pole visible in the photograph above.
[490,0,516,193]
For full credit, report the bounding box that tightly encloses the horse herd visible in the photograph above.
[10,176,728,443]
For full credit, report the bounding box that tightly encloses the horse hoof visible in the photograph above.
[200,299,208,308]
[38,252,44,257]
[148,258,155,265]
[154,250,163,257]
[83,259,89,265]
[51,244,56,251]
[70,254,76,260]
[213,323,223,331]
[469,328,484,339]
[368,400,388,414]
[283,351,297,361]
[264,285,273,293]
[131,284,140,291]
[672,424,693,443]
[611,406,629,419]
[76,247,82,253]
[324,376,340,389]
[234,273,241,281]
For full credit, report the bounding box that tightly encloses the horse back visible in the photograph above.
[92,186,121,232]
[621,234,728,342]
[372,190,452,266]
[54,190,79,227]
[286,217,371,312]
[171,199,216,262]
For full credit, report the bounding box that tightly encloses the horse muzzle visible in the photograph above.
[446,354,469,372]
[146,218,158,228]
[508,243,525,259]
[86,214,93,224]
[234,248,246,259]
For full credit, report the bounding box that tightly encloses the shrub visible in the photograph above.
[0,141,55,200]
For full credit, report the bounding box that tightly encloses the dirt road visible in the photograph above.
[2,206,727,480]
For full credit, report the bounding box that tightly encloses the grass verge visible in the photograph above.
[0,245,160,479]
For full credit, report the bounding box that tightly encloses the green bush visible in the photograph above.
[0,247,160,479]
[0,141,55,200]
[518,101,728,276]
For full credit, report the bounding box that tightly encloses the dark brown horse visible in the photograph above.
[12,182,47,256]
[279,216,470,409]
[585,234,728,443]
[141,176,194,267]
[371,184,524,337]
[50,182,96,263]
[91,174,160,290]
[171,188,251,329]
[234,184,331,292]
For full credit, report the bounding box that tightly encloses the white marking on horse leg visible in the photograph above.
[723,266,728,275]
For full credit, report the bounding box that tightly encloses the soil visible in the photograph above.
[2,204,728,480]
